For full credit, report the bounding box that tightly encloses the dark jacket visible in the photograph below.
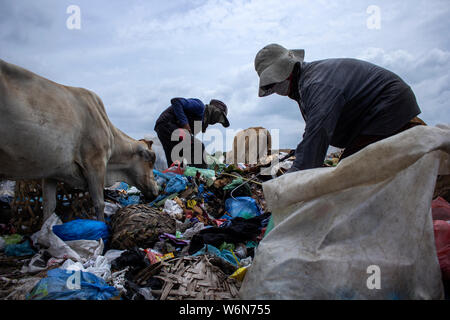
[154,98,205,135]
[290,58,421,170]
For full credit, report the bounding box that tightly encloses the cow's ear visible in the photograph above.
[139,139,153,150]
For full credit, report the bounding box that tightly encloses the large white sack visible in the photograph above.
[240,125,450,300]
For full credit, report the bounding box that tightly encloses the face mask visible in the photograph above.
[272,79,290,96]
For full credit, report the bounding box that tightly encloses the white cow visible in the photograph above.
[0,59,159,221]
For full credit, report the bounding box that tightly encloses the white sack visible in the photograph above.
[240,125,450,300]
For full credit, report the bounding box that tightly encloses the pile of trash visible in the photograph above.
[0,155,275,300]
[1,141,449,300]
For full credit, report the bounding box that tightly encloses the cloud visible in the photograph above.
[0,0,449,151]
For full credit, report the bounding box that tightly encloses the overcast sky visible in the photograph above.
[1,0,449,152]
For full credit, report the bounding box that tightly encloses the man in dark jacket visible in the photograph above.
[254,43,424,173]
[154,98,230,168]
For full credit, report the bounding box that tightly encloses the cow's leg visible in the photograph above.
[84,161,106,222]
[42,178,58,222]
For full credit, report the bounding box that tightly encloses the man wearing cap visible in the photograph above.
[254,43,424,173]
[154,97,230,168]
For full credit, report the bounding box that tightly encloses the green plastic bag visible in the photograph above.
[184,167,216,179]
[4,234,23,245]
[184,167,216,186]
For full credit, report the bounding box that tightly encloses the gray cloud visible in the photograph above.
[0,0,449,151]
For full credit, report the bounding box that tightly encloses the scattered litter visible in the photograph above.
[3,126,447,301]
[26,268,119,300]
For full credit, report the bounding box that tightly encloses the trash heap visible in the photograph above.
[0,155,275,300]
[1,149,449,300]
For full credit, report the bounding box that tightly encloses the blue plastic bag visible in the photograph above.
[52,219,110,243]
[164,175,188,194]
[223,197,262,220]
[27,268,118,300]
[4,240,36,257]
[198,184,214,202]
[193,244,240,267]
[118,195,141,206]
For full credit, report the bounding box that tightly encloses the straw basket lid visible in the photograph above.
[110,204,176,250]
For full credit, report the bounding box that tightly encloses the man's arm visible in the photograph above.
[289,83,345,172]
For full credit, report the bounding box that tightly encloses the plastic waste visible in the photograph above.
[223,197,262,220]
[163,161,184,175]
[162,199,184,220]
[229,267,248,281]
[198,184,214,201]
[52,219,110,244]
[4,234,23,245]
[21,251,56,274]
[240,256,252,267]
[119,195,140,206]
[164,175,188,194]
[219,242,235,251]
[234,243,247,259]
[263,216,275,239]
[104,202,121,217]
[5,240,36,257]
[62,255,112,281]
[31,213,104,262]
[0,180,15,203]
[206,153,226,171]
[182,222,205,240]
[184,166,215,180]
[104,249,125,264]
[27,268,118,300]
[193,244,240,267]
[138,287,155,300]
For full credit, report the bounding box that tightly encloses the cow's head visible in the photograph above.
[130,139,159,200]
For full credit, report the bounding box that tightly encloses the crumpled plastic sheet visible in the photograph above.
[30,213,104,262]
[26,268,118,300]
[61,255,112,282]
[104,202,122,217]
[182,222,205,240]
[193,244,240,267]
[162,199,184,220]
[0,180,15,203]
[111,267,129,293]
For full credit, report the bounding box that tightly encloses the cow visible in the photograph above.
[0,59,159,222]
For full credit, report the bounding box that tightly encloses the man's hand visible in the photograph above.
[182,123,192,133]
[179,124,191,141]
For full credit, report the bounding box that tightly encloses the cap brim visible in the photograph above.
[221,115,230,128]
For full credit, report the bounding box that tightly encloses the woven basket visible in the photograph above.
[151,255,240,300]
[110,204,176,250]
[9,180,95,234]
